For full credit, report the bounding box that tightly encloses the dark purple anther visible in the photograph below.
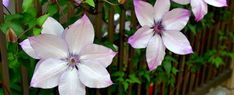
[153,21,164,35]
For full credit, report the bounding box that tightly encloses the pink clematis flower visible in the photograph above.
[172,0,227,21]
[20,14,116,95]
[128,0,193,71]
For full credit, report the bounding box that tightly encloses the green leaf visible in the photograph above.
[22,0,34,12]
[85,0,95,7]
[10,23,24,35]
[123,81,129,91]
[48,4,58,16]
[33,28,42,36]
[128,74,141,84]
[171,67,178,75]
[163,62,172,74]
[37,14,49,26]
[112,71,125,77]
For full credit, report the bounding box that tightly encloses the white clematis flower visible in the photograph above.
[128,0,193,71]
[172,0,228,21]
[20,14,116,95]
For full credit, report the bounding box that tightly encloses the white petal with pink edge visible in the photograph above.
[41,17,64,37]
[154,0,170,22]
[146,34,166,71]
[191,0,208,21]
[29,34,69,59]
[20,39,39,59]
[128,26,154,48]
[134,0,154,26]
[59,69,86,95]
[162,31,193,55]
[30,58,67,88]
[204,0,227,7]
[162,8,190,31]
[78,62,113,88]
[172,0,190,5]
[79,44,117,67]
[64,14,94,55]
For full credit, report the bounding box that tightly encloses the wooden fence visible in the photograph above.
[0,0,234,95]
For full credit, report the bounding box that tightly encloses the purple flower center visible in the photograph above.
[67,54,80,68]
[153,21,164,35]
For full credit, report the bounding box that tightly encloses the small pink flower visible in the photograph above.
[129,0,193,71]
[20,15,116,95]
[172,0,227,21]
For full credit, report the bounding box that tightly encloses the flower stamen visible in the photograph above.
[67,54,80,68]
[153,21,164,35]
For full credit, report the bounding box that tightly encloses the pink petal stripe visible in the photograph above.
[191,0,208,21]
[78,62,113,88]
[128,26,154,48]
[41,17,64,37]
[29,34,69,59]
[172,0,190,5]
[20,39,39,59]
[31,59,67,88]
[162,8,190,31]
[154,0,170,22]
[79,44,117,67]
[134,0,154,26]
[162,30,193,55]
[64,14,94,55]
[59,69,86,95]
[204,0,227,7]
[146,34,166,71]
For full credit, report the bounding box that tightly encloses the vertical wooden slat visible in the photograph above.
[108,5,114,42]
[188,32,201,94]
[199,29,208,85]
[119,5,126,66]
[0,0,11,94]
[175,56,185,95]
[181,31,193,95]
[34,0,42,16]
[20,66,29,95]
[15,0,22,13]
[182,66,190,95]
[94,0,103,39]
[206,25,215,81]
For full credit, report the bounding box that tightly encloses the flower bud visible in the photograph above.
[118,0,126,4]
[6,28,17,43]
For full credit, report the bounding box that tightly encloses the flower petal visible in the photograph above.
[59,69,85,95]
[79,44,116,67]
[146,34,166,71]
[190,0,208,21]
[29,34,68,59]
[162,8,190,31]
[78,62,113,88]
[134,0,154,26]
[64,14,94,54]
[162,31,193,55]
[20,39,39,59]
[204,0,227,7]
[172,0,190,5]
[128,26,154,48]
[41,17,64,37]
[154,0,170,21]
[3,0,9,7]
[30,58,67,88]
